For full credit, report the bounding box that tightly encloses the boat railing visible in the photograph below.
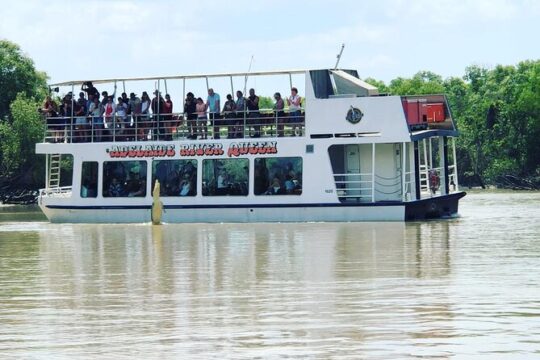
[41,109,305,143]
[40,186,73,198]
[333,173,373,201]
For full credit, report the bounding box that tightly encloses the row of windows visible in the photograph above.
[81,157,303,198]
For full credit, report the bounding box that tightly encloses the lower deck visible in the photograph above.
[37,135,462,223]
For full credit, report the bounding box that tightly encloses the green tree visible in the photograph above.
[0,94,45,179]
[0,40,48,120]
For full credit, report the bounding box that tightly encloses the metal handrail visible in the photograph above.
[41,108,306,143]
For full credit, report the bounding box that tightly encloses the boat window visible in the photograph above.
[81,162,98,198]
[152,160,197,197]
[254,157,302,195]
[102,161,147,198]
[202,159,249,196]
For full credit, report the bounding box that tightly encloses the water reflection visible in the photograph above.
[1,192,539,358]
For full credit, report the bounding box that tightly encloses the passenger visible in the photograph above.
[74,93,87,142]
[206,88,221,139]
[163,94,173,140]
[284,174,295,194]
[128,179,146,197]
[121,92,130,114]
[265,177,285,195]
[116,97,128,139]
[100,91,109,108]
[82,81,99,100]
[140,91,151,140]
[287,87,302,136]
[216,168,229,195]
[184,92,197,139]
[103,96,116,137]
[235,90,246,138]
[151,90,165,140]
[273,92,285,137]
[88,97,103,142]
[108,178,123,197]
[247,88,260,137]
[41,96,59,142]
[59,93,73,142]
[129,93,141,140]
[179,174,192,196]
[196,97,208,140]
[222,94,236,138]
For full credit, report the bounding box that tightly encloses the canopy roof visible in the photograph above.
[50,69,308,87]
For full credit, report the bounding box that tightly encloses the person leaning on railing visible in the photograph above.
[247,88,260,138]
[184,92,197,140]
[273,92,285,137]
[222,94,236,139]
[234,90,246,138]
[163,94,173,140]
[287,87,302,136]
[40,95,60,142]
[207,88,221,139]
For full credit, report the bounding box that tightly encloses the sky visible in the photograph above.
[1,0,539,98]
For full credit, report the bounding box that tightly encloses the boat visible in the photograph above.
[36,68,466,223]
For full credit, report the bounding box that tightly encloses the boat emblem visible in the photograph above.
[346,106,363,124]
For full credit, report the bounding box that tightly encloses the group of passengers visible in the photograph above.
[41,82,303,142]
[255,161,302,195]
[103,162,147,198]
[154,161,197,197]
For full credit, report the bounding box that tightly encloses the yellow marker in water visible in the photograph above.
[151,180,163,225]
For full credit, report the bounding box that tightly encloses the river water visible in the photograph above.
[0,191,539,359]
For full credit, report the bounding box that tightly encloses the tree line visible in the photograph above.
[0,39,538,191]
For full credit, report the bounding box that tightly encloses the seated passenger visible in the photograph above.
[179,174,192,196]
[108,178,123,197]
[128,177,146,197]
[284,175,295,194]
[265,177,285,195]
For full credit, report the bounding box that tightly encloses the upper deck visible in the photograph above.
[39,69,458,148]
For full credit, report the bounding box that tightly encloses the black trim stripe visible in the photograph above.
[46,202,404,210]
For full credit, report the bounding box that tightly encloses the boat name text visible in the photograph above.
[106,145,176,158]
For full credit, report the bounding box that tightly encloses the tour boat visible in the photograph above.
[36,68,465,223]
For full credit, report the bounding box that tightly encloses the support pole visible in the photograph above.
[371,143,376,203]
[442,136,449,195]
[402,142,406,201]
[452,137,459,191]
[414,141,421,200]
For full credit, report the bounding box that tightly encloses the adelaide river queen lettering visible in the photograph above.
[178,142,277,157]
[227,141,278,157]
[107,144,176,158]
[179,143,224,157]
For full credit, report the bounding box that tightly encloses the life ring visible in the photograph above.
[428,169,440,193]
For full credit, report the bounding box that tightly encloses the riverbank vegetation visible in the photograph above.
[0,39,538,203]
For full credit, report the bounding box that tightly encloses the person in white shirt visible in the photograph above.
[287,87,302,136]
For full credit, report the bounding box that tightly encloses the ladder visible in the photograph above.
[48,154,61,189]
[419,164,429,192]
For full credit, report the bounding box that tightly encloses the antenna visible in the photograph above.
[334,43,345,70]
[243,55,254,95]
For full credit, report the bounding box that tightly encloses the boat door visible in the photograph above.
[345,144,361,197]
